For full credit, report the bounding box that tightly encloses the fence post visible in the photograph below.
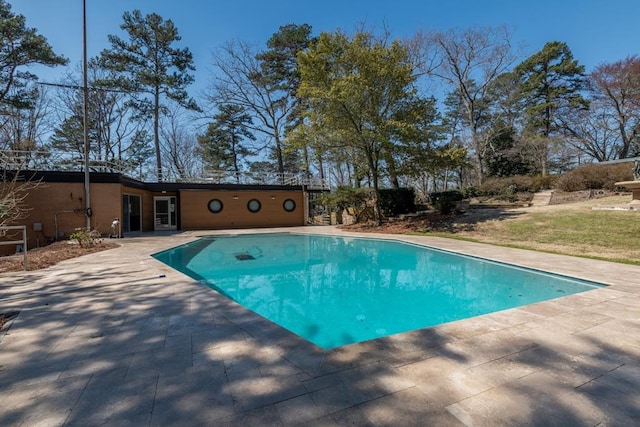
[22,225,27,271]
[0,225,29,271]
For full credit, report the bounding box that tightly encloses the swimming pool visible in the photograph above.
[153,233,604,349]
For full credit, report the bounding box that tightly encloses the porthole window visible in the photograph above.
[247,199,261,213]
[283,199,296,212]
[208,199,223,214]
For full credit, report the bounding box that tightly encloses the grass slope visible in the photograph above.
[426,195,640,265]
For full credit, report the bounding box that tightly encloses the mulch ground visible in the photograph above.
[0,241,119,273]
[343,208,507,234]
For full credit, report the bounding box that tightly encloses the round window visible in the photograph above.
[247,199,261,213]
[283,199,296,212]
[208,199,223,214]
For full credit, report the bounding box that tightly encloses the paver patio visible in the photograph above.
[1,226,639,426]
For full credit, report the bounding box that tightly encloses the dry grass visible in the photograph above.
[346,195,640,264]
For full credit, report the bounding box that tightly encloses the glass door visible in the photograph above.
[122,194,142,232]
[154,196,176,230]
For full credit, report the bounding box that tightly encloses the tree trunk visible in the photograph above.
[618,123,630,159]
[232,134,241,183]
[365,145,382,226]
[384,146,400,188]
[274,132,285,178]
[303,143,310,179]
[154,87,163,181]
[472,132,485,184]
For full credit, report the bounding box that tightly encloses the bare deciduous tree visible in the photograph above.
[587,56,640,158]
[561,100,622,162]
[0,170,41,229]
[208,40,297,175]
[160,104,201,181]
[420,26,518,183]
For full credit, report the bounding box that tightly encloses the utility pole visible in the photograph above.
[82,0,91,230]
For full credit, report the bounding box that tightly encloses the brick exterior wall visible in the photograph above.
[179,189,304,229]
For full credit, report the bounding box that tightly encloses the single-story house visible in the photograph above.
[2,170,325,254]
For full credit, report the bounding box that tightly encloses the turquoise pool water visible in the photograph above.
[153,233,603,349]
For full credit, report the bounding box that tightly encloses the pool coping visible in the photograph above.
[1,226,639,425]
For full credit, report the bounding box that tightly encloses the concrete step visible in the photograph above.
[531,190,554,206]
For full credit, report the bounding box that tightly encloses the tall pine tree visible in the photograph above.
[514,41,588,175]
[99,10,198,181]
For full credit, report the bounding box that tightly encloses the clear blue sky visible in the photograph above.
[10,0,640,96]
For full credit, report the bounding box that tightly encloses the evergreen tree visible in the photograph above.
[197,104,255,181]
[484,123,536,177]
[210,24,313,176]
[514,41,588,175]
[99,10,198,181]
[0,0,67,109]
[257,24,315,173]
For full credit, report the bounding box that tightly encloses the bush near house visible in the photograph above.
[69,228,103,248]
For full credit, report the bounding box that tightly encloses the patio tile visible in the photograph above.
[275,393,323,424]
[224,372,281,412]
[215,405,283,427]
[480,307,545,327]
[0,376,90,427]
[519,300,572,317]
[360,387,464,426]
[150,371,235,426]
[464,353,538,387]
[589,362,640,395]
[65,374,158,426]
[543,309,614,333]
[126,347,192,380]
[190,325,248,353]
[576,374,640,423]
[322,404,372,426]
[446,371,600,426]
[414,369,494,407]
[396,355,466,380]
[309,380,359,416]
[301,372,342,393]
[434,316,509,339]
[2,229,640,426]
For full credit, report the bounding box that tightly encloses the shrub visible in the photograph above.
[318,187,373,224]
[480,176,528,197]
[531,174,557,191]
[460,186,480,199]
[70,228,102,248]
[428,190,463,214]
[378,188,416,217]
[555,163,632,192]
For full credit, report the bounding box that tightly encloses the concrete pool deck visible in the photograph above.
[1,226,639,426]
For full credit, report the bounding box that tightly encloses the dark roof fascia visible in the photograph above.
[2,170,125,184]
[147,183,303,192]
[3,170,303,192]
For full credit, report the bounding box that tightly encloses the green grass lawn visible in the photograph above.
[425,199,640,264]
